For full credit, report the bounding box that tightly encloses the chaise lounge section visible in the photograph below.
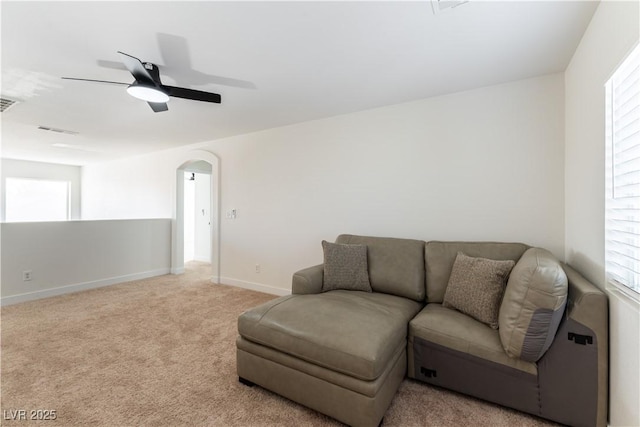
[237,236,425,426]
[237,235,608,427]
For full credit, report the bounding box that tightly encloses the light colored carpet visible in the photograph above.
[1,262,558,426]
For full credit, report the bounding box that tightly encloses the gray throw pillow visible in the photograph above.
[443,252,515,329]
[322,240,372,292]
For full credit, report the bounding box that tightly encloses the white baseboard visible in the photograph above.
[1,268,171,306]
[219,277,290,296]
[171,267,185,274]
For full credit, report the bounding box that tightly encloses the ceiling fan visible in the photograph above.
[62,51,221,112]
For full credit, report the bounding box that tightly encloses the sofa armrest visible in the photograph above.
[292,264,324,295]
[537,263,608,427]
[564,264,608,427]
[563,264,608,341]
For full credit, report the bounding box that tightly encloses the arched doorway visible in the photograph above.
[172,150,220,283]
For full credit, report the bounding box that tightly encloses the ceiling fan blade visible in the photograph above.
[148,102,168,113]
[163,85,221,103]
[117,51,155,85]
[62,77,129,86]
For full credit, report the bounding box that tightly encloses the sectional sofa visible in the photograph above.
[236,235,607,427]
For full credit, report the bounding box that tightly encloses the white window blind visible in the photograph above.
[605,43,640,299]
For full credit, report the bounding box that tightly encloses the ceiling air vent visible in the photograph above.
[1,97,18,113]
[431,0,469,15]
[37,126,79,136]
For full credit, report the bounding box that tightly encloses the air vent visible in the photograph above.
[431,0,469,14]
[37,126,79,136]
[1,97,18,113]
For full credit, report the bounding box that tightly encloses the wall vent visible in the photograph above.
[431,0,469,15]
[1,97,18,113]
[37,126,79,136]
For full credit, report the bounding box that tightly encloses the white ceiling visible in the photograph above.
[1,1,598,166]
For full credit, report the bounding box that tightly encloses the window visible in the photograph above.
[5,178,70,222]
[605,43,640,300]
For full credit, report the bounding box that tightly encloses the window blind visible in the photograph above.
[605,43,640,298]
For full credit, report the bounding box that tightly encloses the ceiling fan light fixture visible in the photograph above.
[126,83,169,103]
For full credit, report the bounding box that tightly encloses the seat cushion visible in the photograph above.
[238,291,423,381]
[409,304,537,375]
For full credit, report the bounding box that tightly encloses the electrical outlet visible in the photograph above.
[23,270,32,281]
[255,264,261,274]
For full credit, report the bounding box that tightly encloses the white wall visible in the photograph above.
[0,219,171,305]
[82,157,172,219]
[82,73,565,295]
[564,1,640,426]
[1,158,81,220]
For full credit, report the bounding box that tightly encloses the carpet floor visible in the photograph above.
[1,262,558,426]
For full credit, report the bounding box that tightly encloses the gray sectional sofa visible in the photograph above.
[236,235,608,427]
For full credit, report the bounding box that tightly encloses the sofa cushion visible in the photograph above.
[238,291,423,381]
[409,304,537,375]
[336,234,425,301]
[425,241,529,303]
[321,240,372,292]
[443,252,515,329]
[499,248,568,362]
